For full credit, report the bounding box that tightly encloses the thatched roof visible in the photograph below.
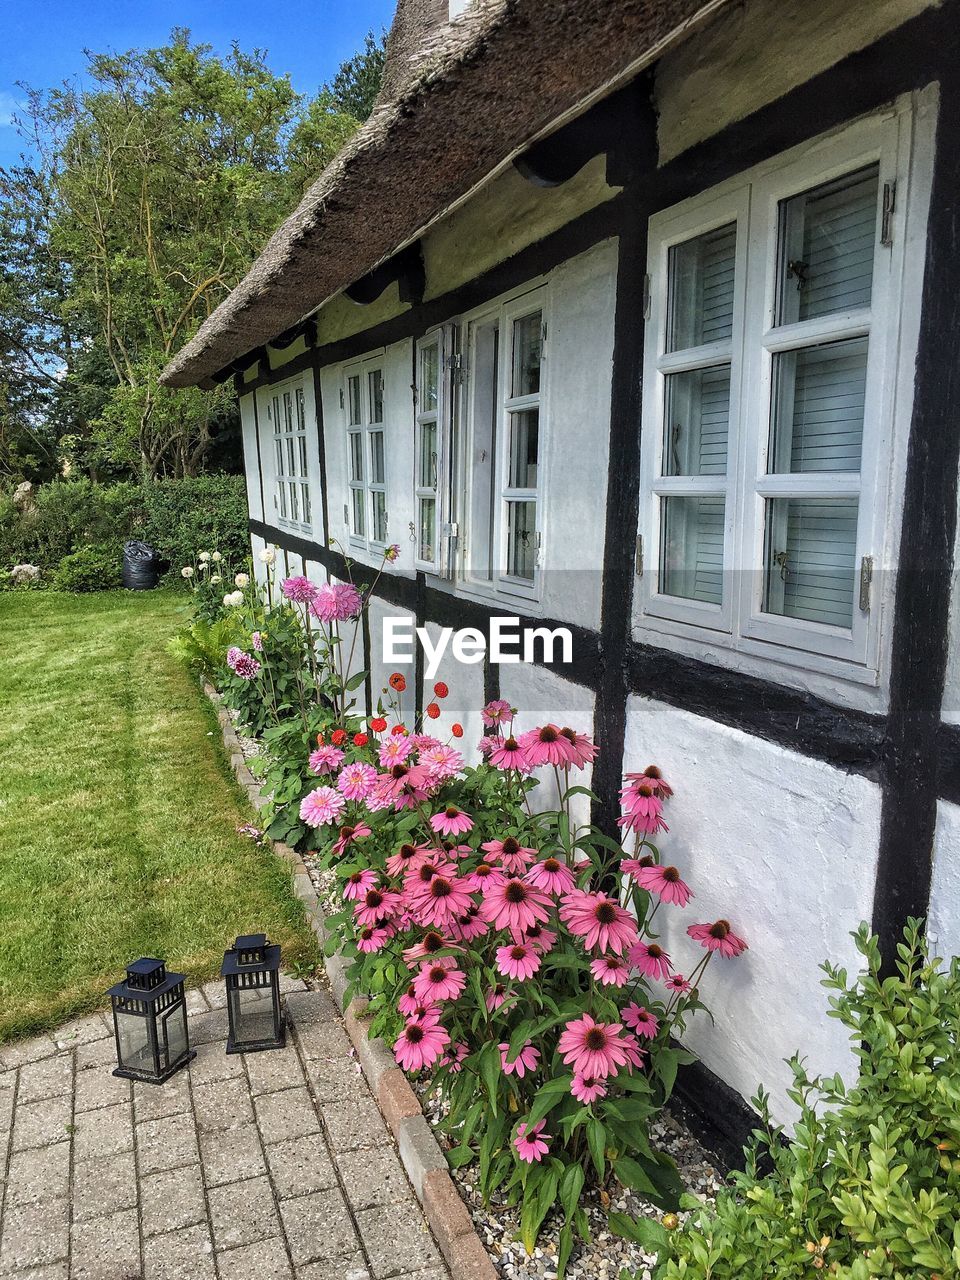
[161,0,722,389]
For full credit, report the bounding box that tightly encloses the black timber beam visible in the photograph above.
[344,240,426,306]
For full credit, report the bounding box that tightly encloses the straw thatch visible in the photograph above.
[161,0,720,389]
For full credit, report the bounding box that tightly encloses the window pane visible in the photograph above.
[351,489,365,536]
[368,369,384,423]
[295,386,305,429]
[778,164,879,323]
[421,342,439,411]
[663,366,730,476]
[289,482,300,523]
[286,436,295,474]
[301,484,311,526]
[667,223,736,351]
[769,338,867,473]
[349,432,363,483]
[508,409,539,489]
[419,497,436,563]
[274,439,283,475]
[763,497,858,628]
[283,391,293,432]
[419,420,437,489]
[370,430,385,484]
[298,435,308,478]
[511,311,542,397]
[506,501,536,580]
[347,375,361,426]
[271,397,281,434]
[371,491,387,543]
[278,483,288,519]
[659,496,724,605]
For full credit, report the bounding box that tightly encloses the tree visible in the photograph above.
[325,31,387,122]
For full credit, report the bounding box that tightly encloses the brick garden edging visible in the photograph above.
[203,682,498,1280]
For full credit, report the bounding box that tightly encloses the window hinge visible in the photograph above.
[343,503,349,525]
[635,535,644,577]
[445,352,465,385]
[642,274,651,321]
[881,181,896,247]
[339,388,344,409]
[859,555,874,612]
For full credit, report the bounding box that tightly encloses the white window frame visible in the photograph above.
[262,374,313,535]
[456,283,549,603]
[415,331,443,572]
[636,97,926,686]
[342,354,388,552]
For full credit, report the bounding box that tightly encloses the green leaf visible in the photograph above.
[586,1116,606,1180]
[609,1212,670,1253]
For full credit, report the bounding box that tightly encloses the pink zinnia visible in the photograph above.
[309,744,345,774]
[488,737,531,772]
[299,786,346,827]
[499,1041,540,1078]
[430,806,474,838]
[636,864,693,907]
[394,1015,450,1072]
[558,727,598,768]
[481,837,536,876]
[520,725,576,768]
[628,940,673,981]
[590,955,630,987]
[342,868,377,901]
[526,856,576,896]
[559,890,639,955]
[337,761,378,801]
[331,822,371,856]
[495,943,542,982]
[557,1014,631,1079]
[570,1074,607,1104]
[413,962,467,1004]
[514,1120,550,1164]
[480,877,552,934]
[621,1003,659,1039]
[687,920,748,958]
[481,699,513,727]
[281,575,317,604]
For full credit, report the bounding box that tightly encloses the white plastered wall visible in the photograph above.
[418,620,487,759]
[929,802,960,955]
[623,695,882,1124]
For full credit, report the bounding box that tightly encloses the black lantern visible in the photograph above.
[108,958,195,1084]
[221,933,285,1053]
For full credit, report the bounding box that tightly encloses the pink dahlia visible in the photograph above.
[481,699,513,727]
[379,735,414,768]
[337,761,378,801]
[628,940,673,981]
[299,786,346,827]
[557,1014,631,1079]
[281,575,317,604]
[394,1015,450,1072]
[480,877,552,934]
[308,584,339,623]
[590,955,630,987]
[636,864,693,907]
[251,631,263,652]
[233,652,261,680]
[526,856,576,896]
[226,646,242,670]
[332,581,363,620]
[514,1120,550,1164]
[687,920,748,958]
[495,943,542,982]
[571,1074,607,1104]
[499,1041,540,1078]
[429,806,474,838]
[421,743,464,781]
[520,725,576,768]
[342,869,377,901]
[621,1003,659,1039]
[413,962,467,1004]
[309,744,346,775]
[331,822,371,856]
[559,890,639,955]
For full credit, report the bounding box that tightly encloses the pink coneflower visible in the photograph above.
[486,983,508,1012]
[590,955,630,987]
[559,890,639,955]
[398,985,434,1018]
[481,837,536,876]
[499,1041,540,1078]
[480,878,552,934]
[558,727,598,768]
[441,1042,469,1073]
[514,1120,551,1164]
[628,940,673,981]
[386,842,426,878]
[331,822,371,856]
[495,943,542,982]
[481,699,513,727]
[233,652,261,680]
[687,920,748,958]
[430,806,474,838]
[394,1015,450,1072]
[463,862,506,892]
[403,855,457,893]
[625,764,673,798]
[281,575,317,604]
[401,931,456,967]
[343,869,378,901]
[488,737,531,773]
[409,874,474,929]
[570,1074,607,1104]
[337,761,378,802]
[518,923,557,952]
[620,1032,647,1071]
[309,745,345,774]
[621,1004,659,1039]
[664,973,692,995]
[379,735,414,768]
[557,1015,631,1079]
[451,905,488,942]
[390,763,435,811]
[520,725,576,768]
[618,782,668,835]
[421,744,464,781]
[636,864,693,907]
[413,962,467,1004]
[357,924,393,953]
[526,857,576,896]
[355,887,402,927]
[300,786,346,827]
[620,856,656,878]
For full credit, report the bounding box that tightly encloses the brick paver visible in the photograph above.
[0,982,450,1279]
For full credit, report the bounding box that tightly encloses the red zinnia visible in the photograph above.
[370,717,387,733]
[389,673,407,692]
[353,732,369,747]
[331,729,347,746]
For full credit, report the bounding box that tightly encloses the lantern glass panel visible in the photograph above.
[230,984,276,1044]
[159,1003,189,1070]
[116,1008,153,1075]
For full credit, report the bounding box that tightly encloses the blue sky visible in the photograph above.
[0,0,397,167]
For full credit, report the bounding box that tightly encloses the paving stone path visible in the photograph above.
[0,980,450,1280]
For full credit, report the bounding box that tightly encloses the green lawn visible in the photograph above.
[0,589,316,1042]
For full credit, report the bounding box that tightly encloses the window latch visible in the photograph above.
[635,535,643,577]
[881,181,896,247]
[859,556,874,612]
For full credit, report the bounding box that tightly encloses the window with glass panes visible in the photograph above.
[637,104,920,673]
[343,359,388,548]
[415,336,441,567]
[269,382,312,533]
